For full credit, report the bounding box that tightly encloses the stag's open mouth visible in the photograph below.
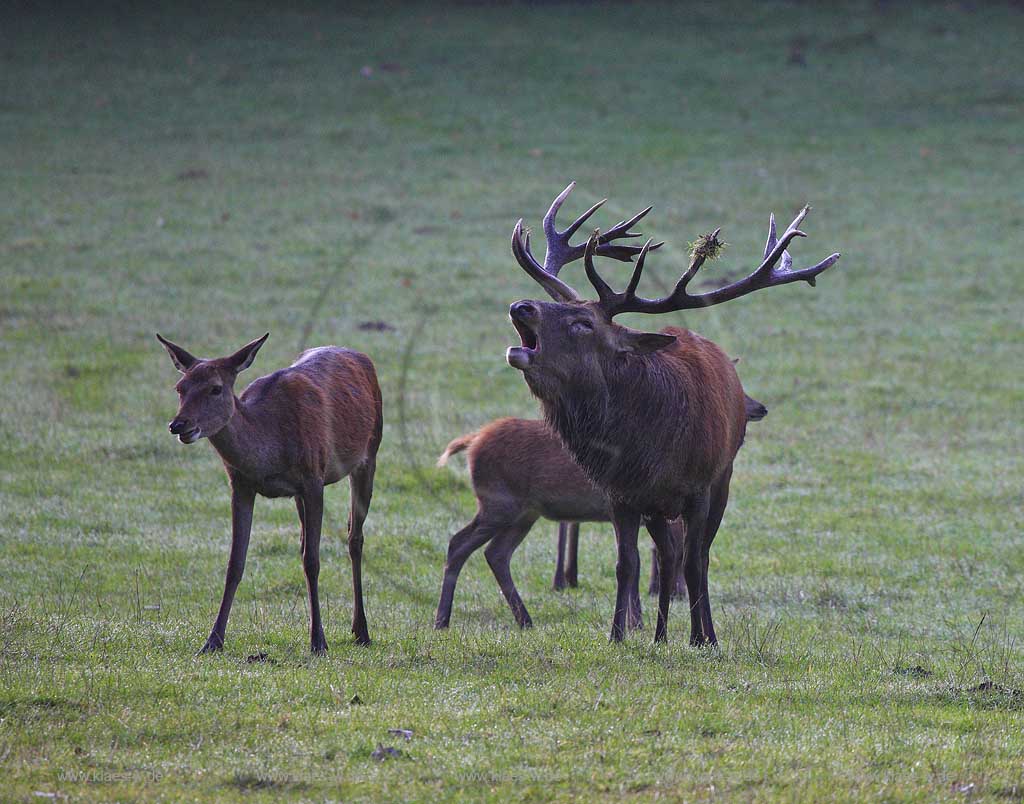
[507,315,539,369]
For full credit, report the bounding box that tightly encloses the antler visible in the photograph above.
[511,182,663,302]
[584,205,841,317]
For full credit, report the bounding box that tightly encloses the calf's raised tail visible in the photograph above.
[437,432,478,467]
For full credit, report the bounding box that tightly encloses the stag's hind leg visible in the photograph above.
[645,516,679,643]
[681,490,712,647]
[485,517,539,628]
[697,466,733,647]
[347,458,376,646]
[648,541,688,600]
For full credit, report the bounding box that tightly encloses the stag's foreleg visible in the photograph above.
[609,505,642,642]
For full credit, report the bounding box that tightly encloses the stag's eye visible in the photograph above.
[210,386,222,396]
[569,321,593,336]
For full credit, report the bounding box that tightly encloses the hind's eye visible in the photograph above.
[210,386,222,396]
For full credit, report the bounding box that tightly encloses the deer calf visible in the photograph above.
[157,334,382,654]
[434,417,685,629]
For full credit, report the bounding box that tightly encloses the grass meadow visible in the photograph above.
[1,2,1023,800]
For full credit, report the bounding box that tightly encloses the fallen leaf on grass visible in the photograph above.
[372,743,402,761]
[246,652,273,664]
[388,728,413,741]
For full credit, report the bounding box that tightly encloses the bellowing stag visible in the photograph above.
[505,184,838,643]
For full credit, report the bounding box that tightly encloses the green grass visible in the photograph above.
[2,1,1023,800]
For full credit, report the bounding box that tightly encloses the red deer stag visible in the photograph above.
[434,417,685,629]
[506,185,838,643]
[156,334,382,653]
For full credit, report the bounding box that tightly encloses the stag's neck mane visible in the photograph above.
[537,352,691,509]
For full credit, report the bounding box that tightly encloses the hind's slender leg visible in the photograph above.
[347,459,375,645]
[199,481,255,654]
[299,483,328,654]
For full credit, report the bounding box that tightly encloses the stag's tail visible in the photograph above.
[745,394,768,422]
[436,432,478,467]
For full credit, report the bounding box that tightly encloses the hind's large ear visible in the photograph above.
[228,332,269,373]
[617,327,677,356]
[156,334,199,373]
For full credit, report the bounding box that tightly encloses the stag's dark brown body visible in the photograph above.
[533,326,748,518]
[157,336,382,654]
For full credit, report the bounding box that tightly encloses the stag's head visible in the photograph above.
[156,333,268,443]
[506,183,841,399]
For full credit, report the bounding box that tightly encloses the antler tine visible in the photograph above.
[598,205,841,317]
[511,219,581,303]
[527,182,661,275]
[561,198,607,240]
[583,230,617,305]
[601,205,654,243]
[623,239,653,299]
[763,213,777,261]
[542,181,578,236]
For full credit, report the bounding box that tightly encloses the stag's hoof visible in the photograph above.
[196,636,224,656]
[311,643,329,656]
[352,627,371,646]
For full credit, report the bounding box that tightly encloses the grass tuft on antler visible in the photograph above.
[689,230,727,263]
